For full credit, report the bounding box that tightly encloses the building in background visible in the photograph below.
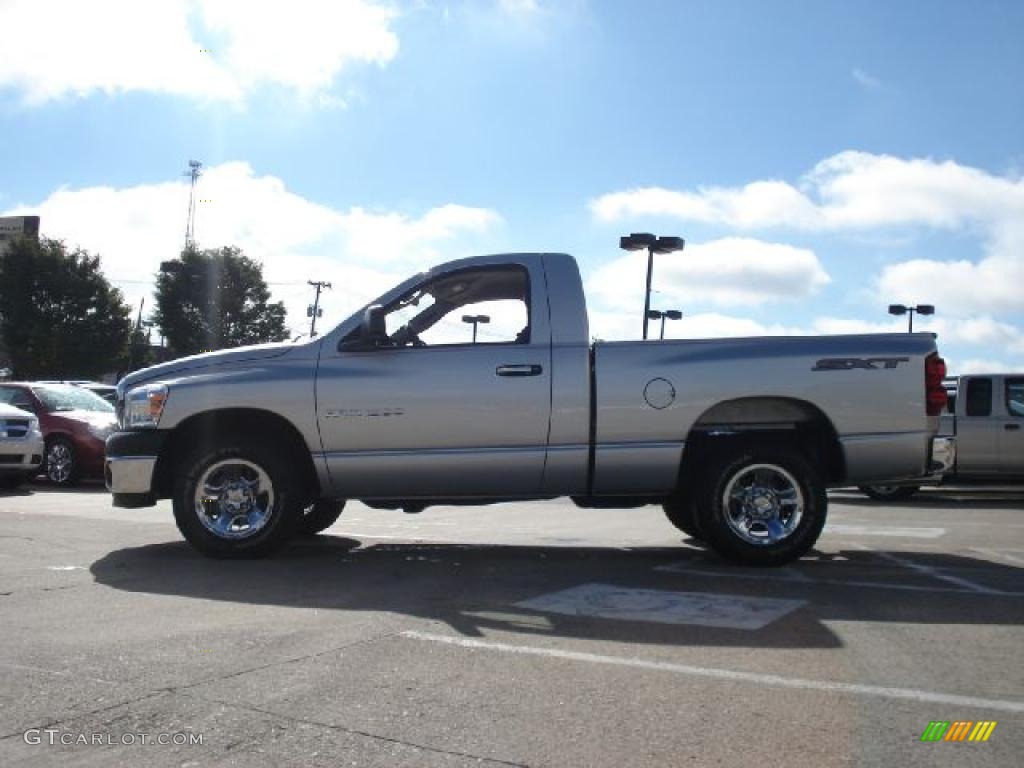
[0,215,40,256]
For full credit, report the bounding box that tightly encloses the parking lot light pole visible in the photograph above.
[620,233,685,340]
[888,303,935,333]
[647,309,683,340]
[462,314,490,343]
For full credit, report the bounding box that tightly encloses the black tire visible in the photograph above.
[172,438,302,558]
[0,473,32,490]
[858,485,919,502]
[44,436,79,487]
[296,499,346,536]
[663,487,703,540]
[695,445,827,566]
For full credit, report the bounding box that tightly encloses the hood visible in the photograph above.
[118,342,297,392]
[0,403,34,420]
[50,409,117,427]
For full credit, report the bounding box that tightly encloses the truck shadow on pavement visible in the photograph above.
[90,536,1024,651]
[830,488,1024,508]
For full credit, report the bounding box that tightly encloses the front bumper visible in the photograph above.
[0,435,44,474]
[104,430,169,507]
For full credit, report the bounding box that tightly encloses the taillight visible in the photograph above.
[925,353,947,416]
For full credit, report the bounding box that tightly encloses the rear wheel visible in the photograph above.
[172,438,301,558]
[858,485,919,502]
[695,445,827,566]
[297,499,346,535]
[663,487,703,540]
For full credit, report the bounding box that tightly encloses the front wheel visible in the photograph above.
[695,446,827,566]
[172,439,301,558]
[858,485,919,502]
[297,499,346,535]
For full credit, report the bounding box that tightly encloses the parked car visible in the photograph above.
[106,252,951,565]
[860,372,1023,500]
[0,402,44,489]
[0,383,116,486]
[39,380,118,404]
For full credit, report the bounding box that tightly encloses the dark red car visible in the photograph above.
[0,383,116,486]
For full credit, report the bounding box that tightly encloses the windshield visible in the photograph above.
[33,385,114,413]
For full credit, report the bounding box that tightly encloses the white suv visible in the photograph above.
[0,402,44,489]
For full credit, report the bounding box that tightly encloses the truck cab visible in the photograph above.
[945,374,1024,478]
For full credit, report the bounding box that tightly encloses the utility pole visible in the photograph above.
[307,280,332,337]
[183,160,203,250]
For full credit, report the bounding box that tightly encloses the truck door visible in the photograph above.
[956,376,1001,476]
[1000,377,1024,475]
[315,264,553,499]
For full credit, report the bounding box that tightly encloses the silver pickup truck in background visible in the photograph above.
[105,252,953,565]
[860,373,1022,500]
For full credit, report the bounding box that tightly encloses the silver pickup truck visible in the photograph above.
[861,373,1023,500]
[106,252,953,565]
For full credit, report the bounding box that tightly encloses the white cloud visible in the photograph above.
[591,151,1024,316]
[591,151,1024,232]
[587,237,829,312]
[3,162,502,336]
[851,68,881,90]
[956,359,1024,375]
[0,0,398,105]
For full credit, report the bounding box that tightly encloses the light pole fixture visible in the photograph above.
[462,314,490,343]
[620,233,685,340]
[647,309,683,340]
[888,303,935,333]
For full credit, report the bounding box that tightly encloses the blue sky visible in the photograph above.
[1,0,1022,371]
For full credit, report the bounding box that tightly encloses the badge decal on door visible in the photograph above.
[324,407,405,418]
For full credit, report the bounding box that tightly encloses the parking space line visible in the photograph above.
[824,524,945,538]
[402,631,1024,713]
[867,550,1004,594]
[654,562,1024,596]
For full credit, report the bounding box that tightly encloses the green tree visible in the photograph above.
[0,237,132,379]
[153,245,288,357]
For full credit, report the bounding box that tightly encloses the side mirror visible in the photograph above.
[339,305,389,351]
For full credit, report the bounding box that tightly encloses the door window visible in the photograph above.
[1006,379,1024,418]
[965,377,992,417]
[380,266,531,348]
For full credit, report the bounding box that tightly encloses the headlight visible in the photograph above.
[123,384,169,429]
[28,418,41,436]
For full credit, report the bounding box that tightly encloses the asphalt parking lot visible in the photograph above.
[1,484,1022,767]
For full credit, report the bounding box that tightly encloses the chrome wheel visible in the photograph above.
[46,441,74,485]
[722,463,804,546]
[193,459,276,541]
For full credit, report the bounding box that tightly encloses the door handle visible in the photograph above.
[1006,423,1021,431]
[496,364,543,377]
